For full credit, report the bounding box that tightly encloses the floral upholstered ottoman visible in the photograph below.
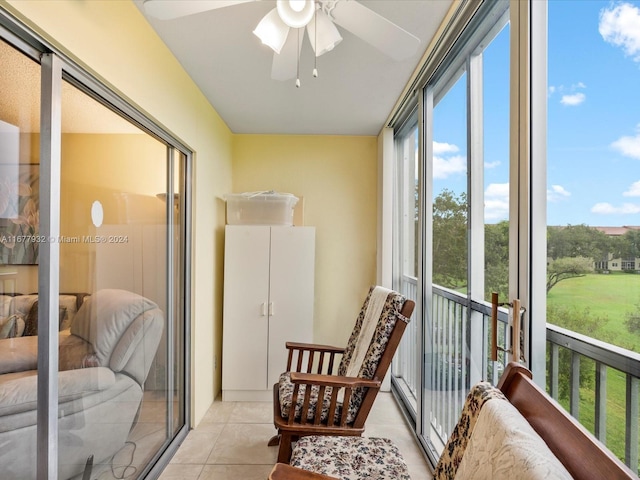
[289,435,411,480]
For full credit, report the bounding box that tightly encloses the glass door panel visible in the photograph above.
[481,22,511,383]
[420,7,510,460]
[546,0,640,471]
[426,70,469,453]
[0,38,41,479]
[57,79,177,479]
[392,123,420,413]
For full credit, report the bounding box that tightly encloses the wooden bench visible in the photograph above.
[269,362,638,480]
[495,362,636,480]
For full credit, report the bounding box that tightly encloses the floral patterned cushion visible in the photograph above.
[279,287,409,425]
[278,371,346,423]
[433,382,507,479]
[338,287,408,378]
[290,435,411,480]
[337,287,407,415]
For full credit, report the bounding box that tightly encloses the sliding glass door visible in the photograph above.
[0,20,190,480]
[392,0,526,463]
[545,0,640,471]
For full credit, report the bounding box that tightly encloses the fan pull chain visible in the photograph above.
[312,7,318,78]
[296,28,301,88]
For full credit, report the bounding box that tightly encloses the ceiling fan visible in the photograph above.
[142,0,421,87]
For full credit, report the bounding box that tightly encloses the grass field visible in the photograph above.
[547,272,640,470]
[547,272,640,351]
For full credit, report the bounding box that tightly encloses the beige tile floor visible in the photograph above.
[159,392,433,480]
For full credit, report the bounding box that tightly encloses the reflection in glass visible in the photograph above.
[0,35,187,480]
[482,24,510,306]
[432,72,468,293]
[56,79,182,479]
[0,38,42,480]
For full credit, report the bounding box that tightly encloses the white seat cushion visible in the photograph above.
[455,398,573,480]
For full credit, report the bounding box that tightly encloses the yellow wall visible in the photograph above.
[232,135,379,346]
[2,0,234,425]
[1,1,382,425]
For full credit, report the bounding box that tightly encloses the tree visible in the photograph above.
[547,224,611,262]
[432,189,467,289]
[546,256,594,293]
[626,302,640,335]
[484,221,509,303]
[618,229,640,261]
[546,225,609,293]
[546,305,614,402]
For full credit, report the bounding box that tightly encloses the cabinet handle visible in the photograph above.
[269,302,274,316]
[261,303,267,316]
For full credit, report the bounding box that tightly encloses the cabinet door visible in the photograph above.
[222,226,271,390]
[268,227,315,386]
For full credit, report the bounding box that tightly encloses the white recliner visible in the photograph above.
[0,289,164,480]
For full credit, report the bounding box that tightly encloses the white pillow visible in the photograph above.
[0,314,24,339]
[10,294,38,316]
[59,295,80,330]
[455,397,573,480]
[0,296,12,318]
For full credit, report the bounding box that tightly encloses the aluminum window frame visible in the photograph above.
[387,0,551,464]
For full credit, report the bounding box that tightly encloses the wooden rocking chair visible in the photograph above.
[269,286,415,463]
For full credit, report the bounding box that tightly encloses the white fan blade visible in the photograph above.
[143,0,256,20]
[271,28,304,81]
[330,1,420,60]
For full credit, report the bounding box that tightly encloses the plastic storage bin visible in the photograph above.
[225,191,299,226]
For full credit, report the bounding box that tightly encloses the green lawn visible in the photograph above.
[547,272,640,351]
[546,273,640,471]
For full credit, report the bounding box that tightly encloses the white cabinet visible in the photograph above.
[222,225,315,401]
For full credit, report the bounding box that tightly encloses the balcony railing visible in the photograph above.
[547,324,640,470]
[393,274,640,473]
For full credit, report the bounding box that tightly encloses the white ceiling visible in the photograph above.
[134,0,453,135]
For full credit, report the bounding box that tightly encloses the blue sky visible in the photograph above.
[431,0,640,227]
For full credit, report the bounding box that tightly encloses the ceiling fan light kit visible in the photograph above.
[307,8,342,56]
[253,8,290,54]
[143,0,421,88]
[276,0,315,28]
[254,0,339,87]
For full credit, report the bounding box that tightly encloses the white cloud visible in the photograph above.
[560,92,586,106]
[484,199,509,221]
[611,126,640,159]
[484,160,501,169]
[551,83,587,104]
[623,180,640,197]
[599,2,640,62]
[486,183,509,198]
[484,183,509,221]
[432,140,465,179]
[433,141,459,155]
[433,155,466,179]
[548,184,571,202]
[591,202,640,214]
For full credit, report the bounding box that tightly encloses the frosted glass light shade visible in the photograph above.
[276,0,315,28]
[253,8,290,54]
[307,9,342,56]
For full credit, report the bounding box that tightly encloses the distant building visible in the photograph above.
[592,226,640,272]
